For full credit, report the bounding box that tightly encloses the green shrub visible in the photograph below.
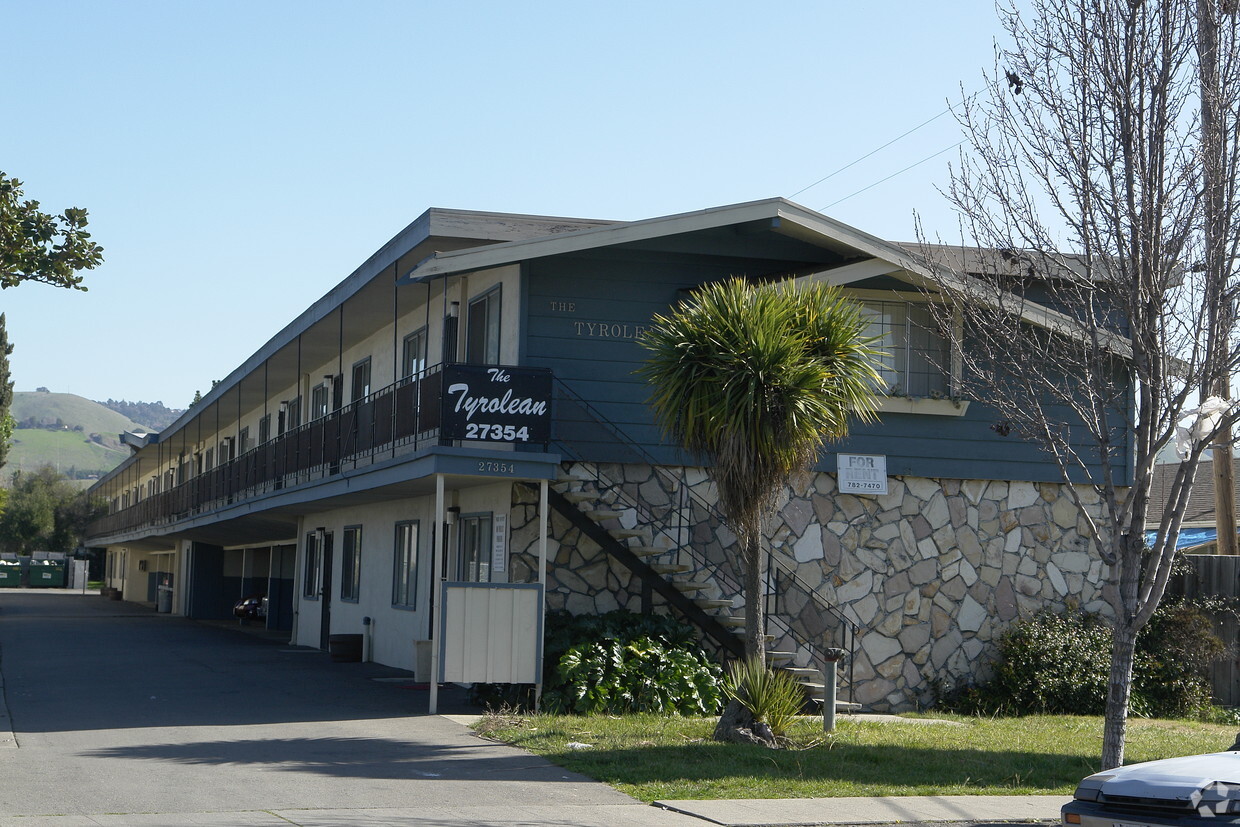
[1133,601,1224,718]
[723,656,805,736]
[548,637,724,715]
[470,609,716,712]
[936,602,1225,720]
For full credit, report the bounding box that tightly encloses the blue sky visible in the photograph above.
[2,0,999,408]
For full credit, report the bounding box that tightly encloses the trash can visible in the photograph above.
[157,585,172,613]
[0,563,19,587]
[30,560,65,588]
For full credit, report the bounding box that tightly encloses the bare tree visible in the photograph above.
[920,0,1240,769]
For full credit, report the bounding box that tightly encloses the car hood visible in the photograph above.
[1089,752,1240,801]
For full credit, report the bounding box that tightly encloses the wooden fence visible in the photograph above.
[1167,554,1240,706]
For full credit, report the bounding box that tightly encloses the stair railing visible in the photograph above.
[550,378,859,700]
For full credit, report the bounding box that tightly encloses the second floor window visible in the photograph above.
[351,358,371,403]
[402,328,427,378]
[861,300,950,398]
[282,396,302,433]
[467,287,501,365]
[311,383,329,421]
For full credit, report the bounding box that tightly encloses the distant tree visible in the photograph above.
[0,172,103,291]
[35,386,48,393]
[0,466,102,554]
[0,315,13,472]
[95,398,183,430]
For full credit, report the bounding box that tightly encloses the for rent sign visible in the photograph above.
[440,365,553,446]
[837,453,888,495]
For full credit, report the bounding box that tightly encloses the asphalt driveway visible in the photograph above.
[0,590,690,826]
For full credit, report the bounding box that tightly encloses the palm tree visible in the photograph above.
[639,277,882,667]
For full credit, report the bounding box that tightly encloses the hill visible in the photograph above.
[12,391,147,441]
[6,429,127,484]
[6,391,147,484]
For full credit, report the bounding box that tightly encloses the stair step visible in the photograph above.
[563,491,596,504]
[610,528,649,540]
[674,581,712,592]
[650,564,690,574]
[807,698,863,711]
[715,614,745,625]
[696,599,734,610]
[784,667,822,678]
[628,545,663,557]
[767,651,796,663]
[586,509,625,521]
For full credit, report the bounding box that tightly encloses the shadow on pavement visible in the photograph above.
[0,592,482,733]
[81,735,582,782]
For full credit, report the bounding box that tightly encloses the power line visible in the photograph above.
[821,140,965,210]
[789,105,956,199]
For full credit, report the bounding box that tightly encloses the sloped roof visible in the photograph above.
[1149,459,1238,528]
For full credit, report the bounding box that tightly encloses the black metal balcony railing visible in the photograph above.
[88,366,452,538]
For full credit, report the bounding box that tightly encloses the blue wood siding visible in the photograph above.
[524,255,1132,485]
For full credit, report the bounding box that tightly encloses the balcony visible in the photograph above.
[88,363,553,540]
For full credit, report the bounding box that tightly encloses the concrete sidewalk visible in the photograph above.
[0,795,1068,826]
[657,794,1067,825]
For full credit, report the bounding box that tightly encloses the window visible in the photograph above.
[303,531,322,599]
[458,514,492,583]
[258,414,271,445]
[311,383,329,421]
[466,287,502,365]
[204,447,214,471]
[281,396,302,433]
[239,426,251,454]
[392,521,419,608]
[341,525,361,602]
[351,358,371,403]
[402,328,428,378]
[861,300,950,397]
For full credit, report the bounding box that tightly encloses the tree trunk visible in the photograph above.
[1101,620,1139,770]
[742,531,766,666]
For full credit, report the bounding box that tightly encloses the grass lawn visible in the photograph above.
[473,712,1237,802]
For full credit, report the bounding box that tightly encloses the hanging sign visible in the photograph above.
[491,513,508,574]
[440,365,553,445]
[837,453,888,495]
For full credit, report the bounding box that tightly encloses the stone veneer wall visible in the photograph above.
[508,463,1113,712]
[508,481,648,616]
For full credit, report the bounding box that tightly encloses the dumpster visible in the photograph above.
[0,561,20,587]
[29,559,66,588]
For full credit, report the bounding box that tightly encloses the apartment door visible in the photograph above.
[318,533,334,649]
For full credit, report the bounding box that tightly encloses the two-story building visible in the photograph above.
[87,199,1119,711]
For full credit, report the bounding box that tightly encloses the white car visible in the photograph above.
[1064,751,1240,826]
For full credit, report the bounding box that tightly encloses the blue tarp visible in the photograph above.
[1144,527,1233,550]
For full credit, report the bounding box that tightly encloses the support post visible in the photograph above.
[821,648,847,734]
[535,478,549,711]
[429,473,445,715]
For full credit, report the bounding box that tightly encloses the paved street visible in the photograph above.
[0,590,696,826]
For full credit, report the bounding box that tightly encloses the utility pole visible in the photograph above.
[1198,0,1238,554]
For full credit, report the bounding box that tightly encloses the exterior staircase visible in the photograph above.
[538,460,859,713]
